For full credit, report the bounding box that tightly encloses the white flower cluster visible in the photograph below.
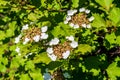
[64,8,94,29]
[46,36,78,61]
[14,25,48,45]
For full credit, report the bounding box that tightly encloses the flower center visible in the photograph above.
[70,13,90,27]
[22,27,41,42]
[53,41,72,59]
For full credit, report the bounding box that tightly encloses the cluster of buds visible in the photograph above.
[15,24,48,45]
[46,36,78,61]
[64,8,94,29]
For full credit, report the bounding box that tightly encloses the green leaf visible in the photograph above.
[6,21,16,37]
[51,26,65,37]
[33,52,51,64]
[72,0,79,8]
[28,13,38,21]
[0,31,6,40]
[25,61,35,71]
[92,14,106,28]
[0,64,7,73]
[29,69,43,80]
[75,44,92,55]
[106,57,120,80]
[47,61,62,70]
[105,32,116,45]
[108,7,120,26]
[95,0,113,10]
[20,74,31,80]
[116,36,120,45]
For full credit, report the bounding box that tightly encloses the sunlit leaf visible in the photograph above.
[95,0,113,10]
[108,7,120,26]
[92,14,106,28]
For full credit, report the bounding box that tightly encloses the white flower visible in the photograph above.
[46,47,53,54]
[67,10,77,16]
[66,16,71,21]
[88,16,94,22]
[81,24,87,28]
[15,47,20,53]
[63,72,71,78]
[73,24,79,29]
[22,24,29,31]
[79,8,85,12]
[23,38,30,45]
[85,9,90,14]
[70,41,78,48]
[69,23,74,27]
[86,24,91,28]
[62,50,70,59]
[15,37,20,43]
[33,35,41,42]
[40,33,48,39]
[43,72,52,80]
[47,54,57,61]
[73,9,77,13]
[66,35,74,41]
[41,26,48,33]
[25,52,33,58]
[15,34,22,43]
[49,38,59,46]
[64,20,68,24]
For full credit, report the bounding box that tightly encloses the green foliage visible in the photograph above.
[108,7,120,26]
[92,14,106,28]
[0,0,120,79]
[95,0,113,10]
[107,57,120,80]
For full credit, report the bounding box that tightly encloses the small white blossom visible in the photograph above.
[40,33,48,39]
[41,26,48,33]
[33,35,40,42]
[81,24,87,28]
[85,9,90,14]
[79,8,85,12]
[49,38,59,46]
[47,53,57,61]
[64,20,68,24]
[15,37,20,43]
[46,47,53,54]
[25,53,33,58]
[62,50,70,59]
[88,16,94,22]
[43,72,52,80]
[86,24,91,28]
[66,16,71,21]
[69,23,74,27]
[66,35,74,41]
[22,24,29,31]
[70,41,78,48]
[73,24,79,29]
[15,34,22,43]
[73,9,77,13]
[15,47,20,53]
[23,38,30,45]
[63,72,71,78]
[67,10,77,16]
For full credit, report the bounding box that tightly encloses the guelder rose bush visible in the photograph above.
[1,0,120,80]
